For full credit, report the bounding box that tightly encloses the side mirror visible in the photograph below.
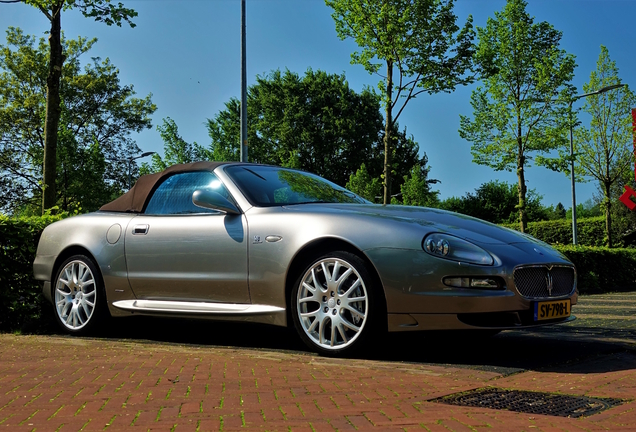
[192,189,240,215]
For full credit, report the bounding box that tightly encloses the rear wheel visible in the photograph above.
[291,251,380,356]
[52,255,106,335]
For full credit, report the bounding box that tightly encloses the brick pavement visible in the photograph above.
[1,333,635,431]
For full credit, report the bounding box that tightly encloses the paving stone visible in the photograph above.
[1,314,636,431]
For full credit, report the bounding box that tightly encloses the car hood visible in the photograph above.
[283,203,544,246]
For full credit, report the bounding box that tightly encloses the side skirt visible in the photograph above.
[110,300,287,327]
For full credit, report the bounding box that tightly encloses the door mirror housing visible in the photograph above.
[192,189,240,215]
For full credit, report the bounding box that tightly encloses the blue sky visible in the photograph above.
[2,0,635,207]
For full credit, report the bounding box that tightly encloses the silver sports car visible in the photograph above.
[34,162,577,355]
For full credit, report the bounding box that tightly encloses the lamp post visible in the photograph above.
[567,83,625,245]
[127,151,156,189]
[240,0,248,162]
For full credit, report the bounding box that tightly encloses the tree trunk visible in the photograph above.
[516,137,527,233]
[516,162,527,233]
[383,60,393,205]
[604,182,612,248]
[42,3,64,214]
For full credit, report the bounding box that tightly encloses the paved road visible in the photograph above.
[1,292,635,431]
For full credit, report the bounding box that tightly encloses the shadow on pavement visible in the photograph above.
[47,313,636,376]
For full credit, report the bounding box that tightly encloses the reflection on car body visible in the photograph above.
[34,162,577,356]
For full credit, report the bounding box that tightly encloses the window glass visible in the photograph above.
[145,171,231,215]
[225,165,369,207]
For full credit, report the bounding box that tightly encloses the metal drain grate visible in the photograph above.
[435,388,623,418]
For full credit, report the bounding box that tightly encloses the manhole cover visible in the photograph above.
[435,388,623,418]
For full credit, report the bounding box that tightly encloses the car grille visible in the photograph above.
[513,266,575,299]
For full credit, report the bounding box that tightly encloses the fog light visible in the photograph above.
[443,277,500,289]
[470,278,499,289]
[443,277,470,288]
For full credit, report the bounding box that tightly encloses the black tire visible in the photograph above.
[290,251,383,357]
[51,254,108,335]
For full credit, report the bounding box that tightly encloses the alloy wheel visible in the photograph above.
[296,257,368,350]
[55,260,97,330]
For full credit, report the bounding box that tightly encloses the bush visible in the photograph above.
[554,245,636,294]
[503,216,609,246]
[0,214,64,331]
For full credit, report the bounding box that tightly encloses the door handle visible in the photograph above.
[132,224,149,235]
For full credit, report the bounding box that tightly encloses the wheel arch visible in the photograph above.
[51,246,102,286]
[51,245,111,333]
[284,237,388,331]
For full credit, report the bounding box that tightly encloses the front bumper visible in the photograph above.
[42,281,52,304]
[365,245,577,332]
[387,311,575,332]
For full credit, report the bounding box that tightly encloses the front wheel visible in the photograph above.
[291,251,381,356]
[52,255,106,335]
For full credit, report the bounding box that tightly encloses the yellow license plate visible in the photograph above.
[534,299,571,321]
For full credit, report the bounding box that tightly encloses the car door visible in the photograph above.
[125,171,250,303]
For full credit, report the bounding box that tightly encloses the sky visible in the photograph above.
[1,0,635,207]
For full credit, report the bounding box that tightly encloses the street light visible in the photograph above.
[567,83,626,245]
[127,151,156,189]
[240,0,248,162]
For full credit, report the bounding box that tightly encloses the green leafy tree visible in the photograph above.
[1,0,137,213]
[326,0,474,204]
[206,69,428,189]
[208,69,382,186]
[550,202,566,220]
[0,28,155,213]
[459,0,576,232]
[565,199,602,220]
[440,180,548,224]
[396,162,439,207]
[140,117,209,175]
[346,163,382,202]
[573,46,636,247]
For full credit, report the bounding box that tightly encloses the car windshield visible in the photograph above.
[225,165,369,207]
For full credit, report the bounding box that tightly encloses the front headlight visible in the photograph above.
[423,233,494,265]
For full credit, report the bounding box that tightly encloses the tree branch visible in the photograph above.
[393,72,422,122]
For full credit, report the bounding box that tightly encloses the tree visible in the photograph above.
[564,199,601,220]
[326,0,474,204]
[574,46,636,247]
[1,0,137,213]
[439,180,548,224]
[398,162,439,207]
[0,28,155,213]
[206,69,428,189]
[208,69,382,186]
[551,202,566,219]
[346,163,381,202]
[459,0,576,232]
[140,117,208,175]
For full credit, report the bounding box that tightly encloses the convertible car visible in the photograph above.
[34,162,577,355]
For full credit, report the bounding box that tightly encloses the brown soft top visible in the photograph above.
[100,161,228,213]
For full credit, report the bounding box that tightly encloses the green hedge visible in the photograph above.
[0,214,63,332]
[503,216,609,246]
[553,245,636,294]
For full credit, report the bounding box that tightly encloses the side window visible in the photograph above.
[144,171,231,215]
